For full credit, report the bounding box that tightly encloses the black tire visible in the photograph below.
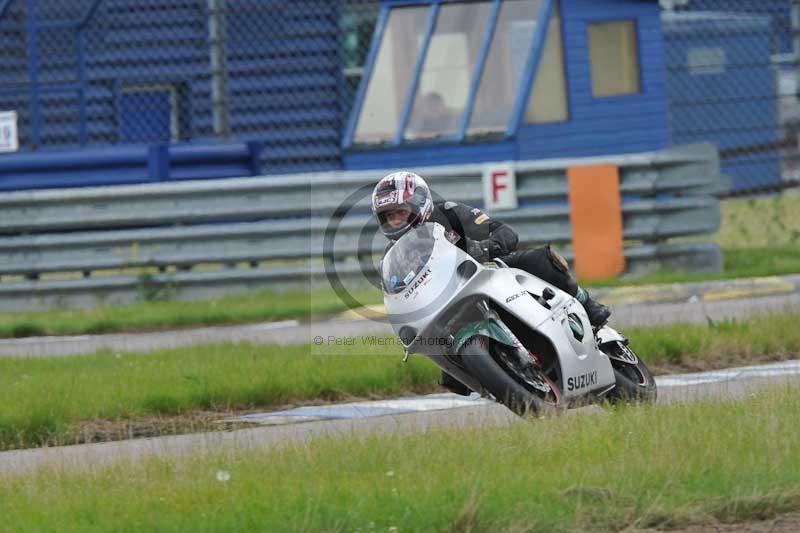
[459,336,560,416]
[605,342,657,404]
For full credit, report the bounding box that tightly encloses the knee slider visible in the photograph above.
[546,245,569,274]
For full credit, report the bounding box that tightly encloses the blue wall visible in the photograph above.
[517,0,669,160]
[225,1,342,173]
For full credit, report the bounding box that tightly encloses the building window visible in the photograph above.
[524,2,568,124]
[353,6,431,145]
[348,0,567,146]
[340,1,381,115]
[587,19,640,97]
[404,1,493,140]
[467,0,543,136]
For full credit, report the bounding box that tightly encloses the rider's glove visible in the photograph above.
[466,238,496,263]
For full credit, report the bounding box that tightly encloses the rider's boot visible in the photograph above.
[576,287,611,328]
[439,370,472,396]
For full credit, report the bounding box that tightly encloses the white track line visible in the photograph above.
[227,360,800,426]
[225,393,492,425]
[655,360,800,387]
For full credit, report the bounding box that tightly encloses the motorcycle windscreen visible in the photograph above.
[381,224,436,294]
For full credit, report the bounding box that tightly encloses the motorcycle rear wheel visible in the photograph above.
[459,336,560,417]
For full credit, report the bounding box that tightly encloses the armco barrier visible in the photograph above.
[0,142,726,311]
[0,141,263,191]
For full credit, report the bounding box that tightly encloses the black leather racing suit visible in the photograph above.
[430,201,579,297]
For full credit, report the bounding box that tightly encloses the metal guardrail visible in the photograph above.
[0,141,264,192]
[0,197,719,275]
[0,142,725,310]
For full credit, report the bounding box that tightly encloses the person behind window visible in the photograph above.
[408,91,459,138]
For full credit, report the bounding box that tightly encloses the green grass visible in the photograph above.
[626,313,800,369]
[0,285,383,338]
[715,193,800,249]
[585,245,800,288]
[3,386,800,531]
[0,340,436,450]
[2,312,800,451]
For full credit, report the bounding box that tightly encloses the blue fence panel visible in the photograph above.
[118,89,173,143]
[0,0,345,184]
[686,0,793,55]
[663,10,782,191]
[224,0,342,173]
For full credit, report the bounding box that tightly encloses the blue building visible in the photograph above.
[344,0,670,169]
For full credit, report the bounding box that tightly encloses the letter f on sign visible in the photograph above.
[492,171,507,203]
[483,164,517,210]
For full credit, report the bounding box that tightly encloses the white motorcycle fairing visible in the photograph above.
[382,223,616,400]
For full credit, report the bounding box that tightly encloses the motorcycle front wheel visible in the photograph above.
[604,341,657,404]
[459,336,561,417]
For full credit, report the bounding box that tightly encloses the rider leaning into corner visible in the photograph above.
[371,171,612,396]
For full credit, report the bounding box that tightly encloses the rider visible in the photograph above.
[372,171,612,396]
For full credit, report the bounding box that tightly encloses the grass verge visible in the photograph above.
[587,245,800,288]
[715,193,800,249]
[3,386,800,531]
[0,340,436,450]
[1,312,800,451]
[0,285,383,338]
[627,312,800,371]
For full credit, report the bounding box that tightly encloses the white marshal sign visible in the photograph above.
[482,164,517,210]
[0,111,18,153]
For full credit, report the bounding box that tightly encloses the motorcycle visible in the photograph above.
[381,222,656,416]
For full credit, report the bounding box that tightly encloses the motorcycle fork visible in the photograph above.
[476,300,541,371]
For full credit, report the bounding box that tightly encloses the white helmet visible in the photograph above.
[371,171,433,240]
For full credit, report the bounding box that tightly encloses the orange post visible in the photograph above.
[566,164,625,280]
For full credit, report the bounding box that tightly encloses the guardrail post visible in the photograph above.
[148,143,170,182]
[208,0,231,139]
[246,140,262,176]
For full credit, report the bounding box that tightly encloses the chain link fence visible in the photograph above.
[663,1,796,193]
[0,0,379,173]
[660,0,800,251]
